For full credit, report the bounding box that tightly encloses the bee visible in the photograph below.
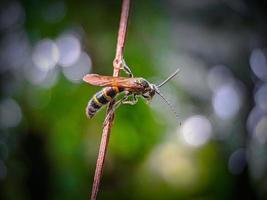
[83,64,180,119]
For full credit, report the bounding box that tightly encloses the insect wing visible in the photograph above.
[83,74,143,90]
[83,74,115,86]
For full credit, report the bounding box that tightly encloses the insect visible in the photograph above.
[83,62,180,119]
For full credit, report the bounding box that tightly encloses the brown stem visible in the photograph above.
[90,0,131,200]
[113,0,131,76]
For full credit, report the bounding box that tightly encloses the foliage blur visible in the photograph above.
[0,0,267,199]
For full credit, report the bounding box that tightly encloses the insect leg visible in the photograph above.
[106,92,137,118]
[142,93,152,104]
[120,59,133,77]
[113,95,128,110]
[122,94,138,105]
[111,91,132,111]
[104,93,132,124]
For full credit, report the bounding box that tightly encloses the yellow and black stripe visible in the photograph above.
[86,86,124,118]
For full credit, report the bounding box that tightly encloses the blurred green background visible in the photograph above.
[0,0,267,199]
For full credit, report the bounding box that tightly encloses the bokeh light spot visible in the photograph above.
[254,116,267,144]
[228,148,246,175]
[62,52,92,83]
[212,84,241,120]
[0,1,25,29]
[24,63,49,85]
[56,33,81,67]
[246,106,266,135]
[255,83,267,111]
[149,143,198,187]
[181,115,212,147]
[250,48,267,81]
[0,98,22,128]
[0,31,30,72]
[32,39,59,72]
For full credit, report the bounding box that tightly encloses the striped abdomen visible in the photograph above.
[86,87,124,118]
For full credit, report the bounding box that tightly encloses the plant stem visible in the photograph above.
[90,1,131,199]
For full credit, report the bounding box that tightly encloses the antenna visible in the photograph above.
[157,68,180,88]
[155,90,179,119]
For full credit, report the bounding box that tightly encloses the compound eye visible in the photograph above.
[141,79,149,88]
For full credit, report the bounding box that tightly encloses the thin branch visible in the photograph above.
[90,1,131,200]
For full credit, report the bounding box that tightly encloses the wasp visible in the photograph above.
[83,61,180,119]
